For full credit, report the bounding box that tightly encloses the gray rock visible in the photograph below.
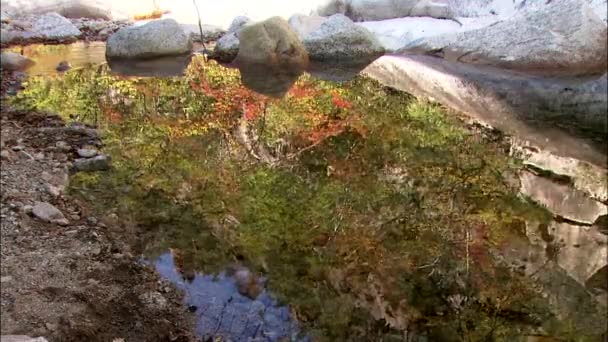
[213,32,240,62]
[212,16,251,63]
[45,183,62,198]
[32,201,67,223]
[55,61,71,72]
[3,12,83,43]
[519,171,607,225]
[227,16,251,33]
[401,0,608,76]
[1,52,35,72]
[106,19,192,59]
[76,148,97,158]
[31,12,81,39]
[288,14,327,39]
[73,155,110,172]
[303,14,385,62]
[0,336,49,342]
[1,150,12,161]
[181,23,225,42]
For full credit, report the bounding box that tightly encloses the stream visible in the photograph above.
[7,43,607,341]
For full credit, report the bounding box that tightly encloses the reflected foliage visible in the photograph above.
[12,57,603,341]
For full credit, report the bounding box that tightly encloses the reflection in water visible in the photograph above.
[236,61,304,98]
[153,252,307,341]
[307,59,377,82]
[107,54,193,77]
[11,41,107,76]
[12,43,608,340]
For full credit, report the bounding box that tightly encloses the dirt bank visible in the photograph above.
[0,75,196,341]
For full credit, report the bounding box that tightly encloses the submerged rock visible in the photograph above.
[0,52,35,71]
[55,61,71,72]
[303,14,385,62]
[106,19,192,59]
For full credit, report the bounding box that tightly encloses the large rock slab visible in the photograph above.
[357,17,461,52]
[315,0,456,21]
[363,55,608,167]
[106,19,192,59]
[401,0,608,76]
[303,14,384,62]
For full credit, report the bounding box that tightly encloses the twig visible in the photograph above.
[192,0,208,51]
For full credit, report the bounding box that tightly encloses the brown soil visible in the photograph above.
[1,73,197,341]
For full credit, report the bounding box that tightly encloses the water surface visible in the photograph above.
[9,43,607,341]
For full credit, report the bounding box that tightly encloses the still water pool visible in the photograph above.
[9,42,607,341]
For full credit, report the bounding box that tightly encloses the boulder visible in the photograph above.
[29,12,82,39]
[211,16,251,63]
[288,14,327,39]
[1,12,82,44]
[235,17,308,68]
[106,19,192,59]
[1,52,35,71]
[303,14,384,62]
[401,0,608,77]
